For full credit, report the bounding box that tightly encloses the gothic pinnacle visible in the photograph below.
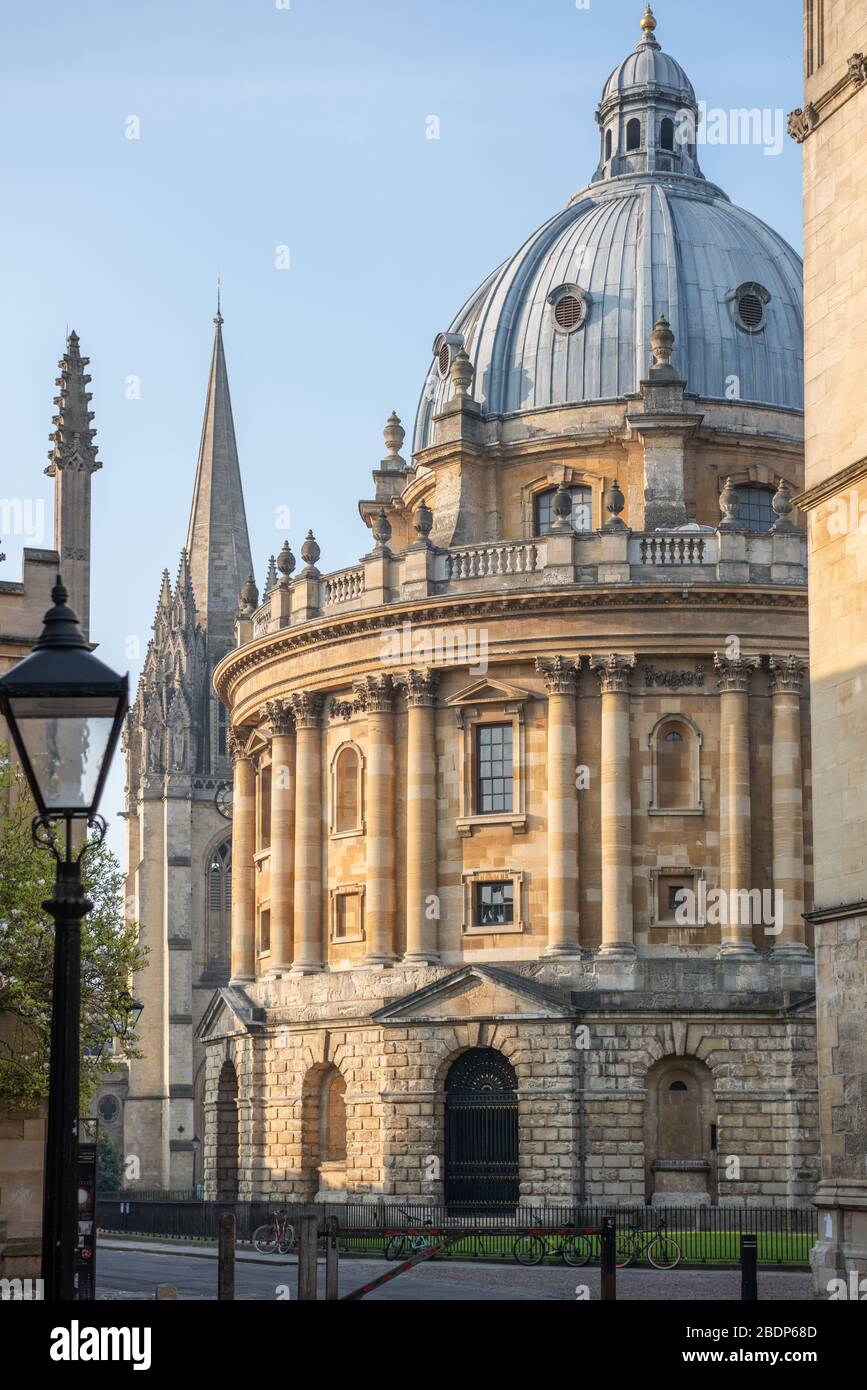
[45,329,101,478]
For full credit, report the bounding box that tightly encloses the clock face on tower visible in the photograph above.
[215,781,233,820]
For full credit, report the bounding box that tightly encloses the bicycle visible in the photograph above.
[252,1209,296,1255]
[512,1226,594,1267]
[383,1220,483,1262]
[615,1218,681,1269]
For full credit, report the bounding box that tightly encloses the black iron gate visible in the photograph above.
[444,1048,519,1212]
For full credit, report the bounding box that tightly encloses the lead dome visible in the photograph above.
[414,6,803,452]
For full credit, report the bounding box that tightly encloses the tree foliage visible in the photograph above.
[0,745,147,1109]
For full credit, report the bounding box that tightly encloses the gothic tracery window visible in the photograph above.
[207,841,232,971]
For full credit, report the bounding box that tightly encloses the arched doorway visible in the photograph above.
[645,1056,716,1205]
[215,1060,239,1201]
[444,1048,519,1213]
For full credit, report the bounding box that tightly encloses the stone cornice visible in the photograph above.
[789,52,867,143]
[793,454,867,512]
[214,586,808,707]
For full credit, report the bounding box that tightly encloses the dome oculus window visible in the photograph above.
[433,332,462,379]
[548,284,590,334]
[732,282,770,333]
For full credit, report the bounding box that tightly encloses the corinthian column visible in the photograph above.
[265,699,295,973]
[589,654,637,958]
[536,656,582,957]
[289,691,324,973]
[400,669,440,964]
[353,675,397,966]
[714,654,760,957]
[768,656,810,957]
[228,727,255,982]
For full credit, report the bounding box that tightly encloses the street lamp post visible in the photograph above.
[0,577,128,1301]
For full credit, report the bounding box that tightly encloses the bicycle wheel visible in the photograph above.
[276,1225,295,1255]
[647,1236,681,1270]
[562,1234,593,1268]
[385,1234,411,1260]
[253,1223,278,1255]
[615,1236,637,1268]
[513,1234,545,1266]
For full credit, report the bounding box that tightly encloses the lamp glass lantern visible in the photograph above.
[0,579,128,822]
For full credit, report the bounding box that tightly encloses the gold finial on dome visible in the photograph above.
[640,5,657,35]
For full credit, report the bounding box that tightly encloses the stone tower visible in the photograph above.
[44,331,101,640]
[123,305,253,1190]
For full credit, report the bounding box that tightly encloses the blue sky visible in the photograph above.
[0,0,804,853]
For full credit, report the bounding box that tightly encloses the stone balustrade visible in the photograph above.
[240,526,807,643]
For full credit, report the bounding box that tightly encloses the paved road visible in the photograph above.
[96,1243,813,1302]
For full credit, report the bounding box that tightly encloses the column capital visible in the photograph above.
[264,698,295,737]
[768,654,808,695]
[536,655,582,694]
[713,653,761,692]
[353,673,395,713]
[397,668,439,707]
[289,690,325,729]
[589,652,636,693]
[227,724,255,762]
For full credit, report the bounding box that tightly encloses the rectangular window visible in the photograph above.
[259,909,271,954]
[476,723,513,814]
[334,892,361,940]
[259,764,272,850]
[475,880,514,928]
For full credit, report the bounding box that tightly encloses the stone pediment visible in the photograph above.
[445,678,533,708]
[371,965,572,1025]
[195,985,266,1042]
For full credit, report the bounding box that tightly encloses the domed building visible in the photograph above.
[193,7,817,1211]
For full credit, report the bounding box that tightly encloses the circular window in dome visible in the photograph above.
[549,285,589,334]
[97,1094,120,1124]
[734,282,770,333]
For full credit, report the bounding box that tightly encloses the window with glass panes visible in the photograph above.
[733,485,775,533]
[475,880,514,927]
[476,723,513,813]
[535,486,592,535]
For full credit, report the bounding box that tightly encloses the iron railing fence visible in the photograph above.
[96,1198,818,1267]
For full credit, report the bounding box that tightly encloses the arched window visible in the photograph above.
[605,128,613,160]
[207,841,232,972]
[660,117,675,151]
[650,717,702,813]
[534,485,593,536]
[322,1072,347,1163]
[626,118,641,151]
[734,485,776,533]
[333,744,362,834]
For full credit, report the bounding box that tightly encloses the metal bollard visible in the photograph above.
[297,1213,319,1301]
[740,1233,758,1301]
[600,1217,617,1301]
[325,1215,339,1301]
[218,1212,235,1301]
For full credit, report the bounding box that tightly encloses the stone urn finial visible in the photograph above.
[383,410,406,467]
[603,478,626,530]
[300,529,321,577]
[276,539,296,585]
[413,497,433,543]
[770,477,796,532]
[650,312,675,370]
[450,347,474,400]
[372,507,393,550]
[718,476,740,531]
[551,481,574,533]
[239,573,259,617]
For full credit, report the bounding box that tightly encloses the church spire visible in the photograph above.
[184,299,253,637]
[44,330,102,639]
